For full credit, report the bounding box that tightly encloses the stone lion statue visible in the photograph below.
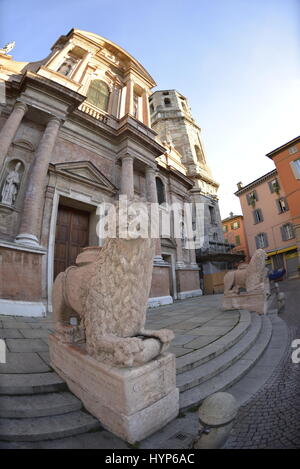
[52,198,174,367]
[224,249,269,295]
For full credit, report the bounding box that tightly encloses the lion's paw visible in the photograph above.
[113,337,144,367]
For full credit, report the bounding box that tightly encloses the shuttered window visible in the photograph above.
[255,233,268,248]
[252,208,263,224]
[281,223,295,241]
[276,198,289,213]
[290,159,300,180]
[268,179,280,193]
[246,190,258,205]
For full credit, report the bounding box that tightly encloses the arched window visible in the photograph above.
[156,177,166,205]
[164,98,171,107]
[86,80,110,112]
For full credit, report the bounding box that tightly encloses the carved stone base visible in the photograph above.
[49,335,179,443]
[222,291,267,315]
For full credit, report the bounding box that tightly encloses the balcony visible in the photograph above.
[78,102,110,124]
[196,241,245,263]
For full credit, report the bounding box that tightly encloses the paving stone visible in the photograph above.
[30,323,53,329]
[193,326,232,335]
[1,321,32,329]
[6,339,49,353]
[0,329,23,339]
[19,329,50,339]
[171,334,198,346]
[0,411,101,441]
[183,335,220,349]
[0,352,51,374]
[38,351,51,366]
[0,372,66,395]
[0,392,82,418]
[169,346,192,357]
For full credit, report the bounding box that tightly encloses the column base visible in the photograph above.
[177,289,202,300]
[153,255,167,266]
[0,299,46,317]
[148,295,173,308]
[15,233,40,247]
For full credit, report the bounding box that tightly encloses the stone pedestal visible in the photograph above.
[222,291,267,315]
[49,335,179,443]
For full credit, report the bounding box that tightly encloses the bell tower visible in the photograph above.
[150,90,225,273]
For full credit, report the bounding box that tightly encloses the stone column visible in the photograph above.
[48,41,74,71]
[189,245,198,267]
[125,79,134,115]
[175,238,185,268]
[145,166,164,263]
[145,167,157,204]
[72,50,92,82]
[120,154,134,198]
[111,87,121,118]
[142,89,150,127]
[16,116,61,246]
[0,102,28,168]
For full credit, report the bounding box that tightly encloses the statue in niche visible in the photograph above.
[1,162,22,206]
[57,57,77,77]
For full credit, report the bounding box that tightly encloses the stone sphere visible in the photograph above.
[198,392,238,426]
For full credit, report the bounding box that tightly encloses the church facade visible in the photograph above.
[0,29,223,316]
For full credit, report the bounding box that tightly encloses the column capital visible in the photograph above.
[120,153,134,162]
[47,115,62,126]
[145,166,157,176]
[14,101,28,113]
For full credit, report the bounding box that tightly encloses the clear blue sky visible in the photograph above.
[1,0,299,218]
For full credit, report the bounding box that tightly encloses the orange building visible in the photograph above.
[235,169,298,278]
[266,136,300,266]
[222,213,250,262]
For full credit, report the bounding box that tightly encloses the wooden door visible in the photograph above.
[54,205,90,279]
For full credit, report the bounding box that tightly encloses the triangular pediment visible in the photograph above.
[51,161,117,194]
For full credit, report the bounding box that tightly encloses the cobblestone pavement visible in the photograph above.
[224,279,300,449]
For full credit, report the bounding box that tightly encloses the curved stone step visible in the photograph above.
[179,315,272,411]
[0,372,67,395]
[177,313,262,393]
[176,310,251,374]
[0,392,82,418]
[0,410,102,441]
